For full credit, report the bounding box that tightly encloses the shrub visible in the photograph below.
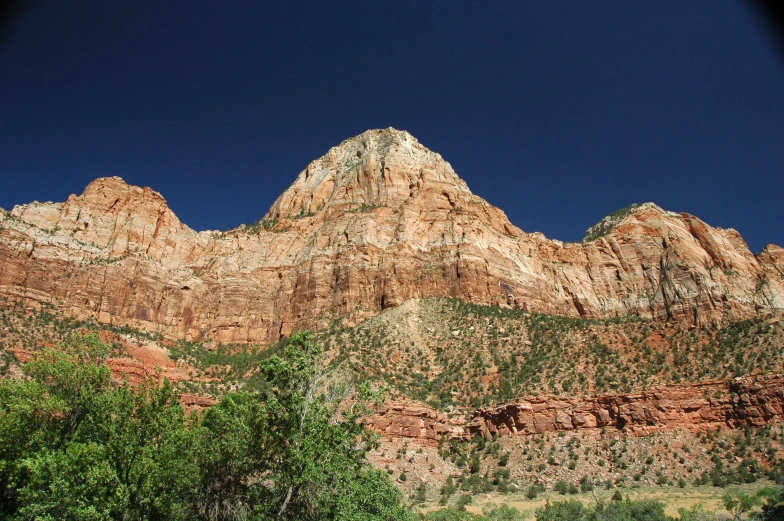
[456,493,473,510]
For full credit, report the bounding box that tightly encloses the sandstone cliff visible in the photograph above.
[1,128,782,343]
[367,375,784,442]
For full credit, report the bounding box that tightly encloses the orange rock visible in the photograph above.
[0,128,782,345]
[366,376,784,442]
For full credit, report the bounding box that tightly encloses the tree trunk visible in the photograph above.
[276,485,294,521]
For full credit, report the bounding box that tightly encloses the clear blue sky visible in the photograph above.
[1,1,783,252]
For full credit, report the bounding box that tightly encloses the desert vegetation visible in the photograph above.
[3,299,782,409]
[319,299,783,409]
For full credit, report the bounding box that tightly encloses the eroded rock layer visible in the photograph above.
[367,375,784,442]
[1,128,782,343]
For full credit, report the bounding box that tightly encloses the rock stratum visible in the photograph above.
[368,375,784,442]
[1,128,782,344]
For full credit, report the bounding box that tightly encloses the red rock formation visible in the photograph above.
[179,393,218,414]
[367,376,784,442]
[7,332,189,385]
[367,403,466,444]
[1,128,782,344]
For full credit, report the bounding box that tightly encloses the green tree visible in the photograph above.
[214,331,410,521]
[677,504,717,521]
[722,490,762,521]
[759,487,784,521]
[191,392,266,519]
[592,499,670,521]
[0,331,412,521]
[535,500,589,521]
[482,503,527,520]
[0,333,196,520]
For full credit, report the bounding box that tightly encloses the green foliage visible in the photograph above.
[237,218,289,234]
[759,486,784,521]
[345,203,379,214]
[534,499,589,521]
[535,498,671,521]
[419,503,528,521]
[0,332,196,520]
[481,504,528,521]
[456,493,473,510]
[525,483,545,499]
[0,331,412,521]
[721,489,763,521]
[676,504,717,521]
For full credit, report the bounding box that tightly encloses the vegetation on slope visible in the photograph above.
[414,425,784,502]
[318,299,784,409]
[1,301,784,519]
[2,299,783,410]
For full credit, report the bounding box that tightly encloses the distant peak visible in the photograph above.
[583,202,674,242]
[84,176,130,190]
[328,128,436,163]
[265,128,469,220]
[78,176,169,210]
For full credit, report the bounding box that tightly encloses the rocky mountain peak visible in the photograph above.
[76,176,171,214]
[265,128,470,220]
[0,130,782,345]
[583,202,676,242]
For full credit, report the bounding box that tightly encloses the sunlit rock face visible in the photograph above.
[1,128,782,343]
[367,375,784,442]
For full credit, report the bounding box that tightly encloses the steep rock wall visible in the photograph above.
[1,128,782,344]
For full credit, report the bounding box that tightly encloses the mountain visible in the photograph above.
[0,128,782,345]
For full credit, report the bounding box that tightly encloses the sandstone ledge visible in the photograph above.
[367,375,784,442]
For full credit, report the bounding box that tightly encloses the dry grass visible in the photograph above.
[419,482,772,518]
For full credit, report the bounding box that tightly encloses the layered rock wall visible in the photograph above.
[367,376,784,442]
[1,128,782,344]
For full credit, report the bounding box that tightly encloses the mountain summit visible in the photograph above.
[267,128,470,219]
[0,130,782,343]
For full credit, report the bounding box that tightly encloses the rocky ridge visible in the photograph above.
[1,128,782,344]
[368,375,784,443]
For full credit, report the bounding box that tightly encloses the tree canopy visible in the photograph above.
[0,331,412,521]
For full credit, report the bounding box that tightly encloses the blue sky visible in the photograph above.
[1,1,783,252]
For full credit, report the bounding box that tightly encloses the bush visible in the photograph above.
[535,499,589,521]
[415,482,427,503]
[535,498,670,521]
[526,483,545,499]
[499,453,510,466]
[456,493,473,510]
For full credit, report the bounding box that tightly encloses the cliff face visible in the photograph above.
[367,375,784,442]
[1,128,782,344]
